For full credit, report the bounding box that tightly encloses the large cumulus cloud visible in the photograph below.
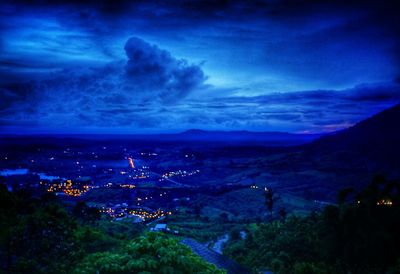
[0,37,207,129]
[124,37,206,102]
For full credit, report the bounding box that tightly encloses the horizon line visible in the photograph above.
[0,128,328,137]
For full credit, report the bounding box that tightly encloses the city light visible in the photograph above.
[128,157,135,169]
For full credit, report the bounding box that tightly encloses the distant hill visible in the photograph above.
[85,129,322,146]
[176,129,321,145]
[0,130,322,146]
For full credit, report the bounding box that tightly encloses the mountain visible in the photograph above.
[260,103,400,200]
[304,103,400,179]
[177,129,321,145]
[310,103,400,150]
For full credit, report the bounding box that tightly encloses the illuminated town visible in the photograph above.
[0,143,213,224]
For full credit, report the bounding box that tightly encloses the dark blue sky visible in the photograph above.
[1,0,400,133]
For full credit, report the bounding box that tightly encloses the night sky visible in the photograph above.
[1,0,400,134]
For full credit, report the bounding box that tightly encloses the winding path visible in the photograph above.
[181,238,249,274]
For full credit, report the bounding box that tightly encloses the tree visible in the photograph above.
[225,177,400,274]
[0,184,17,273]
[278,208,287,220]
[73,233,226,274]
[337,187,354,205]
[72,201,101,223]
[219,212,229,223]
[264,187,275,219]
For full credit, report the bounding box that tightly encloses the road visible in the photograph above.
[181,238,249,274]
[211,234,229,254]
[149,171,192,188]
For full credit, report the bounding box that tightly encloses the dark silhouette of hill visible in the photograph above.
[311,103,400,151]
[260,103,400,200]
[304,103,400,179]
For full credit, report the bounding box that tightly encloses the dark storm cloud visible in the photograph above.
[124,37,206,102]
[1,0,399,89]
[40,0,400,45]
[0,36,207,130]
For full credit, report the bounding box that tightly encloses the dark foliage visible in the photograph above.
[0,187,223,273]
[225,176,400,273]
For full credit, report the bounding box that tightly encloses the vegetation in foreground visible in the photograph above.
[224,176,400,274]
[0,185,225,274]
[2,175,400,274]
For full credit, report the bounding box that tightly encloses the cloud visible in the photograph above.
[0,37,207,130]
[1,75,399,133]
[1,0,399,93]
[220,82,400,105]
[347,83,400,102]
[202,82,400,132]
[124,37,206,102]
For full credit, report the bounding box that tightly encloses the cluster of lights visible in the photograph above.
[44,179,90,197]
[44,182,63,192]
[376,199,393,206]
[161,169,200,179]
[100,206,172,220]
[63,188,87,197]
[100,207,114,214]
[120,184,136,189]
[140,152,158,156]
[128,209,172,220]
[121,168,150,179]
[250,185,258,189]
[131,172,149,179]
[99,207,125,218]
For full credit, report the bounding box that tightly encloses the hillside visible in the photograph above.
[258,103,400,199]
[311,103,400,150]
[305,103,400,173]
